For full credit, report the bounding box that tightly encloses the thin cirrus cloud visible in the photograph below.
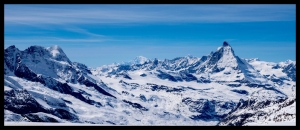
[5,36,115,44]
[63,27,106,38]
[4,4,295,25]
[4,4,295,67]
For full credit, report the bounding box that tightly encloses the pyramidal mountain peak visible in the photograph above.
[223,41,230,46]
[201,41,237,69]
[4,42,295,126]
[220,41,235,54]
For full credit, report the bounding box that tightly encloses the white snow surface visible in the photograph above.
[216,46,238,69]
[47,45,61,57]
[4,122,110,126]
[243,96,296,126]
[248,60,286,77]
[245,121,295,126]
[4,43,295,126]
[5,75,219,125]
[132,56,149,65]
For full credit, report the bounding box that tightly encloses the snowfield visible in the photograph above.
[4,122,111,126]
[4,42,295,126]
[245,121,295,126]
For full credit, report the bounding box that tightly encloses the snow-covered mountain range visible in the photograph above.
[4,41,296,125]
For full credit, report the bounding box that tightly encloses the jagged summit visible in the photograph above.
[5,43,295,125]
[4,45,20,55]
[186,41,267,83]
[203,41,236,69]
[5,45,70,63]
[47,45,64,57]
[284,60,296,65]
[6,45,16,49]
[27,45,45,50]
[44,45,71,63]
[223,41,230,46]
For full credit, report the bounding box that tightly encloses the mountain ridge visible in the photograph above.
[4,42,295,125]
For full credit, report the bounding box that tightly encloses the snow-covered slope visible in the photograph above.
[93,42,271,85]
[4,42,295,125]
[4,45,117,124]
[218,94,295,126]
[245,59,296,97]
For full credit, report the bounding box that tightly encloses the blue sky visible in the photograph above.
[4,4,296,68]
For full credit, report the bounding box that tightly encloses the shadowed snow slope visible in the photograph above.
[5,42,295,125]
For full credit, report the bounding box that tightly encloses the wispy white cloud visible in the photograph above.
[64,26,106,38]
[4,35,135,45]
[4,36,105,45]
[4,4,295,26]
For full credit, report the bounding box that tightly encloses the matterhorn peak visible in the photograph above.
[221,41,235,54]
[203,41,238,71]
[223,41,230,46]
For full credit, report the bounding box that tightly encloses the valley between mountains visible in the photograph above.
[4,42,296,126]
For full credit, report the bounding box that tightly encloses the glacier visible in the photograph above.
[4,41,295,125]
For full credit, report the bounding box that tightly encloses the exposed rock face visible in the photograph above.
[5,43,295,125]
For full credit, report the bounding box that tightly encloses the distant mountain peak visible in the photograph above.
[133,56,149,64]
[244,58,260,63]
[185,54,198,59]
[4,45,20,54]
[285,59,295,65]
[121,56,149,65]
[135,55,148,60]
[6,45,16,49]
[5,43,295,125]
[186,54,192,57]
